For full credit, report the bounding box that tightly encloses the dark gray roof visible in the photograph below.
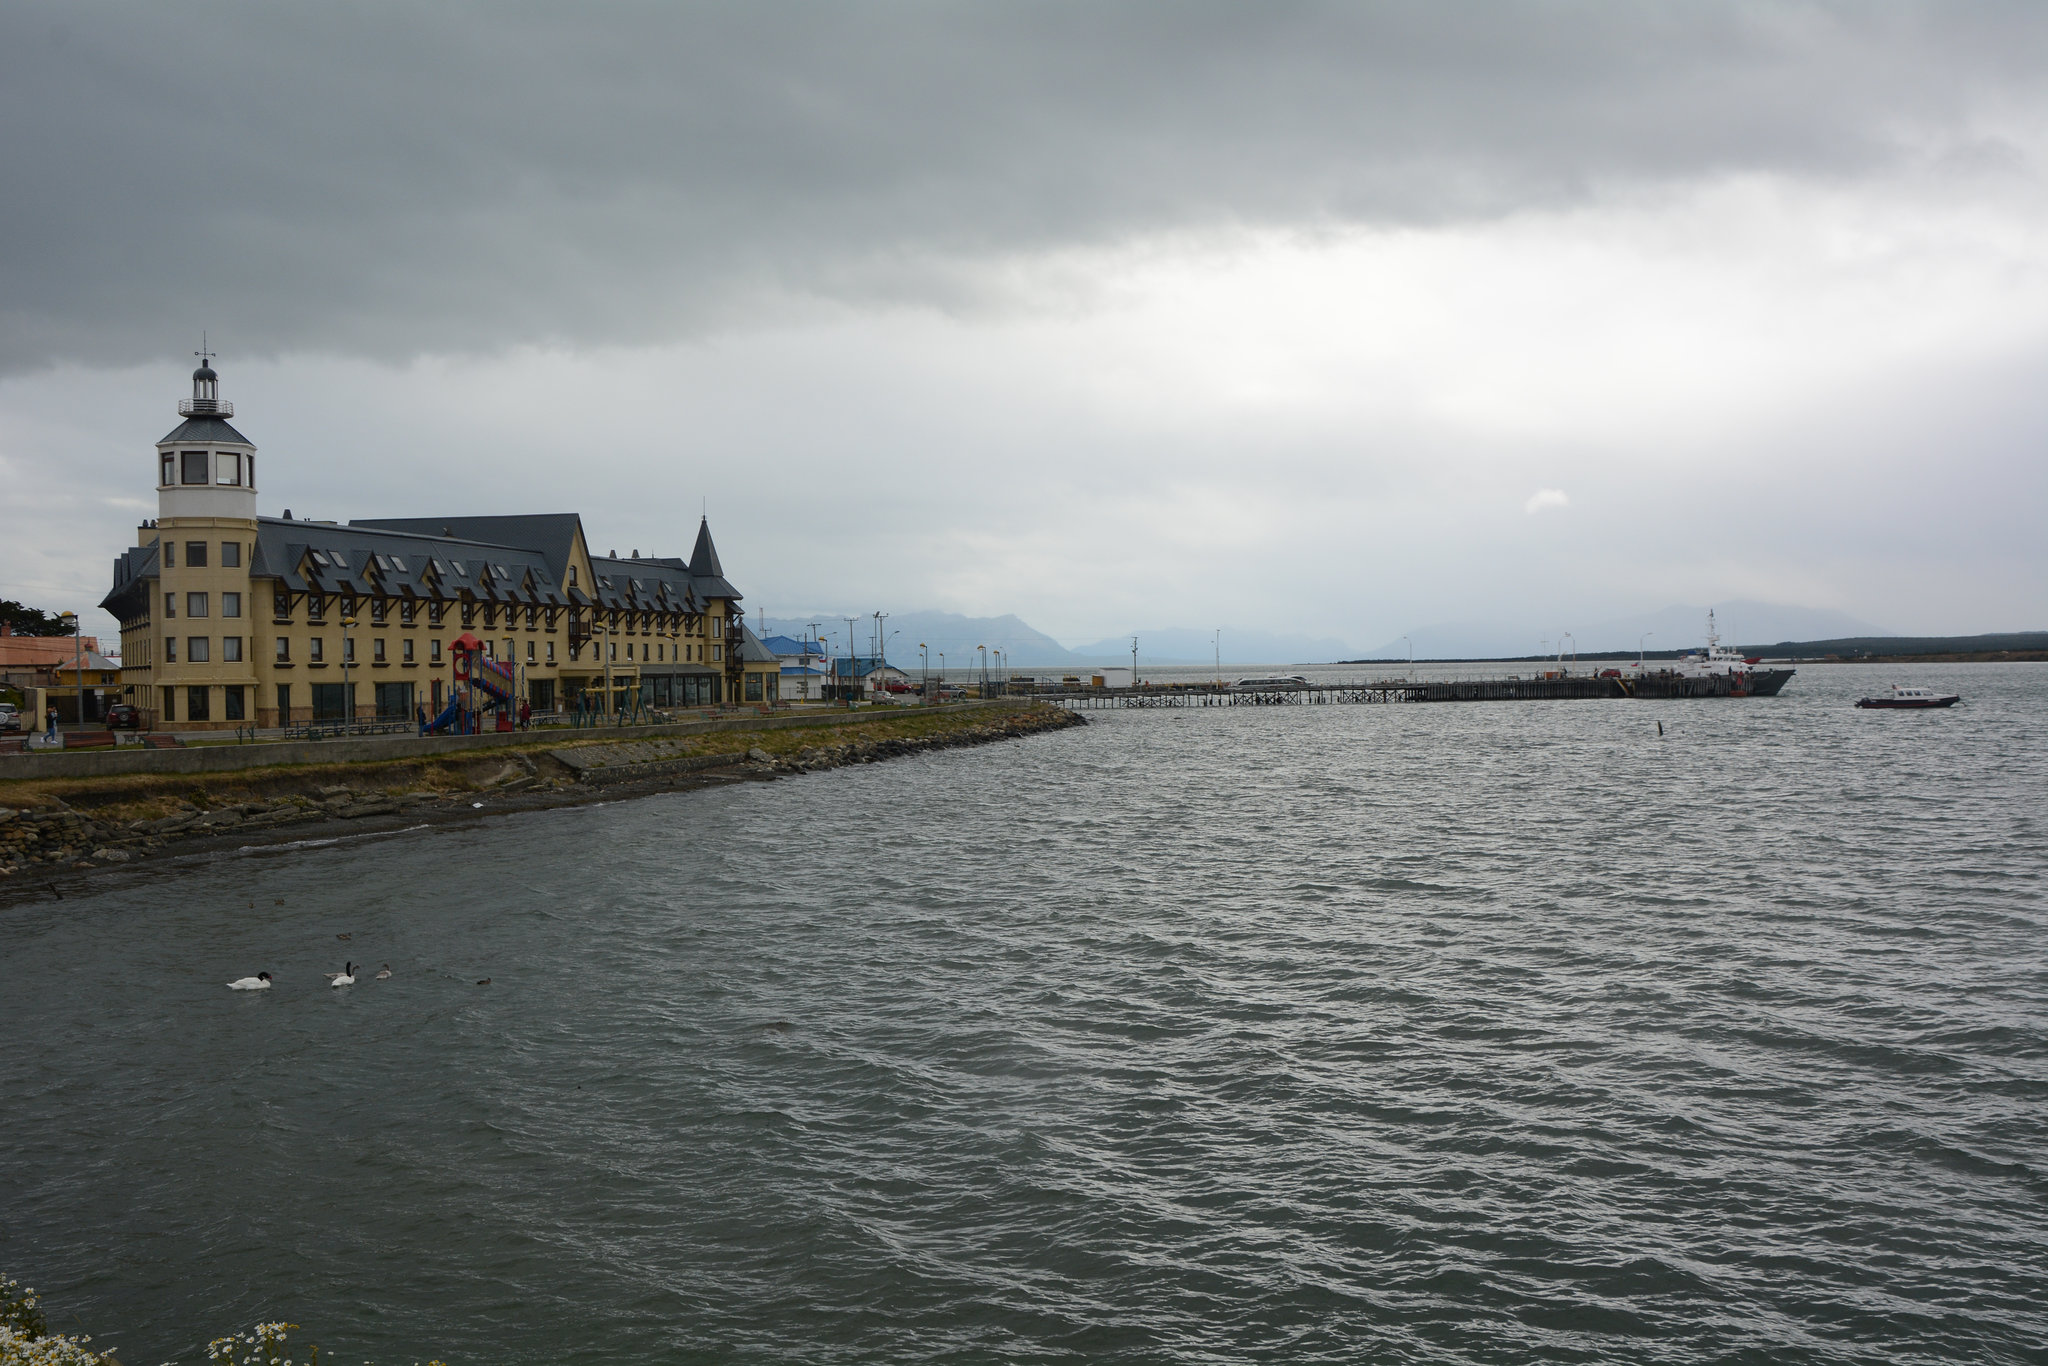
[737,624,778,664]
[99,542,161,617]
[158,415,253,446]
[255,518,570,607]
[688,517,724,579]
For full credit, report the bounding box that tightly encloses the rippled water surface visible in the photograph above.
[4,664,2046,1364]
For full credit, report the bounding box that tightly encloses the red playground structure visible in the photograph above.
[426,631,519,734]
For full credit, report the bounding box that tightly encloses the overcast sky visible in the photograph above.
[4,2,2046,652]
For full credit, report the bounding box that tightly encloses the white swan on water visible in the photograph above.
[326,962,357,987]
[226,973,272,990]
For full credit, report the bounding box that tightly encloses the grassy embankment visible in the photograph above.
[0,703,1068,824]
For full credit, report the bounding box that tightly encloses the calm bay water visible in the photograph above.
[3,663,2045,1364]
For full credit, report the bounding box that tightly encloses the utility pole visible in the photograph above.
[1131,636,1138,691]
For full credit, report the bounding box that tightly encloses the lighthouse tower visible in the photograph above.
[137,350,262,727]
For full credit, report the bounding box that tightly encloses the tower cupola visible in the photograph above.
[157,348,258,521]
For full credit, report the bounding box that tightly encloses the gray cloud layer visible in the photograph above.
[6,1,2043,373]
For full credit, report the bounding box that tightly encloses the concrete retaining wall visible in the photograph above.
[0,702,1008,783]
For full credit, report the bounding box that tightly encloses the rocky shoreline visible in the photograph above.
[0,705,1084,903]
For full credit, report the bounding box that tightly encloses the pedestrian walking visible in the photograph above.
[44,705,58,742]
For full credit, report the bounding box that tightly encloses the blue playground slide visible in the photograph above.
[423,695,464,734]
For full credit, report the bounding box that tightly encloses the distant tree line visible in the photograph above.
[0,600,73,636]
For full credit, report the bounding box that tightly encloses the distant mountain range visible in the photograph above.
[762,600,1948,667]
[759,613,1349,666]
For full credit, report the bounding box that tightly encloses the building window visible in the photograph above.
[181,452,208,485]
[372,599,389,625]
[503,638,513,662]
[223,636,243,662]
[609,642,616,660]
[546,642,555,664]
[525,605,537,629]
[568,567,578,587]
[247,457,255,485]
[188,637,210,662]
[274,591,291,620]
[276,683,291,721]
[526,640,535,664]
[164,591,176,619]
[187,686,211,721]
[216,452,243,486]
[275,637,290,662]
[221,592,241,619]
[373,638,386,663]
[310,637,324,663]
[745,674,763,702]
[308,595,325,621]
[223,541,242,568]
[187,593,208,617]
[162,686,176,721]
[162,541,174,568]
[403,639,415,663]
[400,601,417,626]
[160,452,175,486]
[431,639,443,664]
[483,640,494,660]
[713,645,723,662]
[342,637,355,664]
[186,541,208,567]
[223,686,245,721]
[429,602,445,627]
[165,636,177,663]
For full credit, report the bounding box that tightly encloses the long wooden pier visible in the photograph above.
[1037,669,1794,709]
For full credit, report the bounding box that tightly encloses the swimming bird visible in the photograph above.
[336,932,353,941]
[226,972,273,991]
[327,962,357,987]
[476,977,491,986]
[375,964,393,979]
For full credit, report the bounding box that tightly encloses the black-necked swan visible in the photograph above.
[327,962,357,987]
[226,972,273,991]
[375,964,393,979]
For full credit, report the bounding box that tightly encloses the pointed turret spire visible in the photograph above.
[688,515,724,578]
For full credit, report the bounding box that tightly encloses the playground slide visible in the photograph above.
[423,696,463,734]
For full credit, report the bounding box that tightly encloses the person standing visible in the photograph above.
[45,705,58,742]
[519,697,531,730]
[416,701,428,736]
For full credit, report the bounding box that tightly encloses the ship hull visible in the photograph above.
[1626,667,1795,699]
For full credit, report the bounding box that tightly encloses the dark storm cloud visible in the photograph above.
[3,1,2041,373]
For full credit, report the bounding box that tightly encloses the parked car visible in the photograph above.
[0,703,20,732]
[106,703,143,729]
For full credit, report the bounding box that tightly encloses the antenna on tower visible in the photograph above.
[195,331,213,366]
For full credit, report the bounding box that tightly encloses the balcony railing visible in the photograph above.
[177,398,235,417]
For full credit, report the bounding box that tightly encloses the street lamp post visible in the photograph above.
[1130,636,1138,691]
[844,616,859,708]
[60,611,80,733]
[340,614,357,731]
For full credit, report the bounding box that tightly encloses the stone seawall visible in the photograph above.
[0,701,1008,783]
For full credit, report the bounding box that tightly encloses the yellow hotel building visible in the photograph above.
[102,360,781,729]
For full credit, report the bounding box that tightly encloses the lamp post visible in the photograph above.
[1402,635,1413,669]
[340,613,357,731]
[60,611,80,732]
[977,644,987,695]
[1130,636,1138,691]
[919,642,929,701]
[844,616,859,708]
[1638,631,1653,670]
[938,651,945,698]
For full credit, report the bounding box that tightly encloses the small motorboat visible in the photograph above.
[1856,685,1961,710]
